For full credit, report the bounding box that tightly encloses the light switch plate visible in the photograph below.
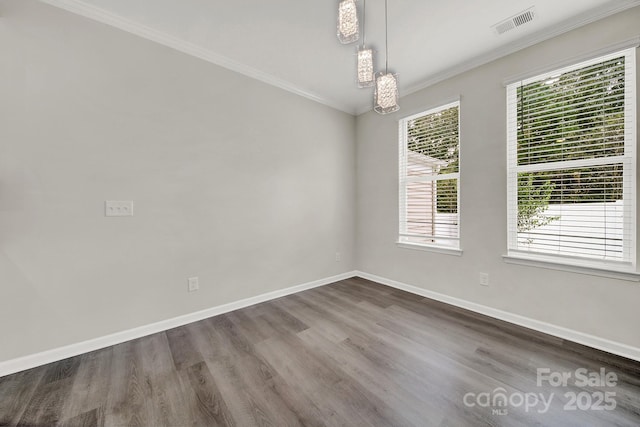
[105,200,134,217]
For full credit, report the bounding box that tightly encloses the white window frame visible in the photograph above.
[506,48,637,274]
[398,101,461,254]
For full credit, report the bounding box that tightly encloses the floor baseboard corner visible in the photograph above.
[354,270,640,363]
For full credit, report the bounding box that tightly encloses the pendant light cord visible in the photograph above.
[384,0,388,73]
[362,0,366,47]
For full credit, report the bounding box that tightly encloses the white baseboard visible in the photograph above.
[4,269,637,377]
[0,271,357,377]
[355,271,640,362]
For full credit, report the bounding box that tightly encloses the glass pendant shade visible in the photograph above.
[374,72,399,114]
[357,47,374,88]
[337,0,359,44]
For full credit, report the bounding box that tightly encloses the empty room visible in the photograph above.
[1,0,640,425]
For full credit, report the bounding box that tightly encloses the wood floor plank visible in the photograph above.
[187,318,277,426]
[257,314,418,427]
[1,277,639,426]
[103,340,153,427]
[329,278,395,308]
[203,357,273,426]
[166,326,204,371]
[0,366,46,426]
[59,347,112,424]
[272,297,349,343]
[17,377,74,426]
[138,332,194,427]
[225,310,336,427]
[59,407,103,427]
[40,356,81,386]
[296,327,444,427]
[207,315,309,426]
[256,333,380,427]
[184,361,235,426]
[224,310,277,343]
[322,293,593,426]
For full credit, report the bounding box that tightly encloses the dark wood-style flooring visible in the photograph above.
[1,277,639,426]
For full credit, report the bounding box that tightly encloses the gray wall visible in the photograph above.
[356,7,640,348]
[0,0,356,361]
[2,0,639,364]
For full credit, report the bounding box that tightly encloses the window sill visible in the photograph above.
[502,254,640,282]
[396,242,463,256]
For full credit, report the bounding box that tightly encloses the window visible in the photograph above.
[506,49,636,271]
[399,101,460,250]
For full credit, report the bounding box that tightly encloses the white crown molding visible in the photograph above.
[38,0,640,118]
[355,0,640,115]
[37,0,356,115]
[0,271,357,377]
[355,271,640,362]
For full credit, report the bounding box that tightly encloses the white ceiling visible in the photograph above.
[40,0,640,115]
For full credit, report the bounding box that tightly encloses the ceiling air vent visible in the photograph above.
[493,7,536,35]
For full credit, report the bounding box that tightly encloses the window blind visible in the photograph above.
[506,49,636,268]
[399,102,460,248]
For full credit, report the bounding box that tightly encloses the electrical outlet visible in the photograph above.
[105,200,134,217]
[479,273,489,287]
[335,252,341,262]
[188,277,199,292]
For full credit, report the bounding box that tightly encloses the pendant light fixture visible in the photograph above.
[337,0,359,44]
[374,0,399,114]
[356,0,374,88]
